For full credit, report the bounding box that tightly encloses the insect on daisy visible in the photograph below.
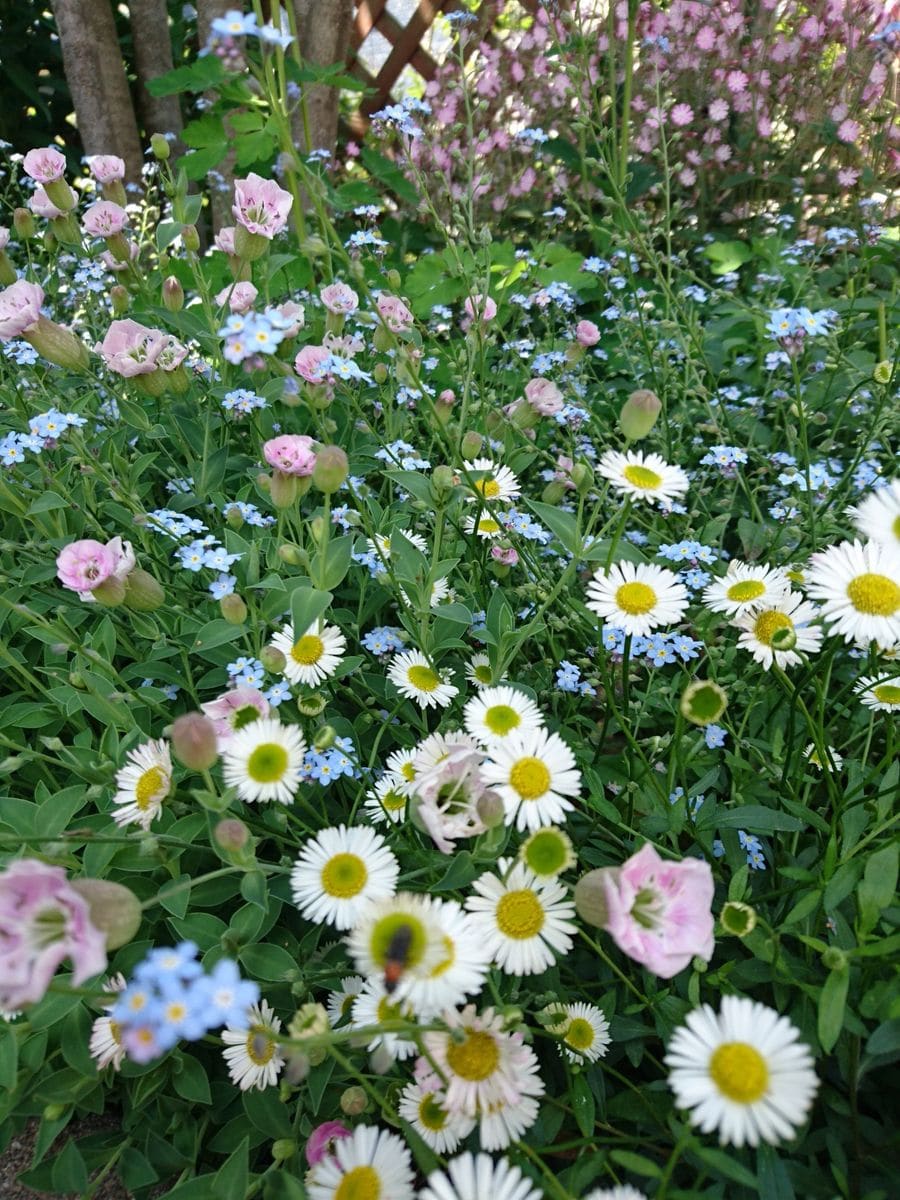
[271,619,346,686]
[387,649,459,709]
[346,893,445,1010]
[112,739,172,831]
[418,1153,543,1200]
[733,590,823,670]
[542,1001,611,1062]
[854,674,900,712]
[406,897,491,1019]
[290,825,399,930]
[465,861,577,976]
[221,999,284,1091]
[480,727,581,831]
[587,561,689,638]
[847,478,900,547]
[598,449,689,505]
[703,560,790,616]
[463,684,544,746]
[221,717,306,804]
[665,995,819,1147]
[305,1124,414,1200]
[805,539,900,647]
[463,457,521,504]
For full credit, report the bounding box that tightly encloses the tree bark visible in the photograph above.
[50,0,144,181]
[196,0,237,231]
[129,0,184,148]
[291,0,354,154]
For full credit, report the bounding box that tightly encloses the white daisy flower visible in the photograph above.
[367,528,428,562]
[478,1092,542,1151]
[412,730,480,776]
[89,974,127,1071]
[345,893,446,1010]
[419,1152,543,1200]
[400,576,452,610]
[733,590,823,670]
[350,979,418,1062]
[305,1124,414,1200]
[463,685,544,746]
[465,653,496,688]
[270,620,346,687]
[112,739,172,831]
[584,1188,648,1200]
[802,743,844,772]
[291,825,399,930]
[464,513,505,540]
[598,449,689,505]
[543,1001,611,1063]
[480,728,581,831]
[587,561,689,638]
[221,1000,284,1091]
[363,775,408,824]
[847,478,900,547]
[665,995,819,1147]
[854,674,900,712]
[398,1070,475,1154]
[387,649,459,709]
[409,897,492,1019]
[703,560,791,616]
[221,717,306,804]
[384,746,418,794]
[805,539,900,647]
[326,975,365,1026]
[465,862,577,976]
[464,457,521,504]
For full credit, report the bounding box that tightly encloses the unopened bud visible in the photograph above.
[431,464,455,501]
[172,712,219,771]
[770,626,797,652]
[123,568,165,612]
[476,791,505,829]
[70,879,141,950]
[272,1140,296,1163]
[14,207,36,239]
[541,481,567,505]
[822,946,848,972]
[150,133,171,160]
[234,224,268,261]
[288,1003,329,1041]
[297,693,327,717]
[720,900,757,938]
[278,543,305,566]
[312,445,349,493]
[214,818,250,853]
[162,275,184,312]
[270,469,300,508]
[574,867,615,929]
[91,575,126,607]
[873,360,891,385]
[313,724,337,751]
[340,1086,368,1116]
[300,234,328,259]
[110,285,129,316]
[220,593,248,624]
[460,431,483,461]
[619,389,662,441]
[680,679,728,727]
[181,224,200,253]
[225,505,244,529]
[386,269,402,290]
[260,645,287,673]
[571,462,593,493]
[373,362,389,384]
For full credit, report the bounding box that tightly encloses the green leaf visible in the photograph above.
[212,1137,249,1200]
[158,874,192,919]
[608,1150,661,1178]
[756,1144,795,1200]
[240,871,268,911]
[306,1055,335,1115]
[571,1072,595,1137]
[696,804,803,834]
[291,586,333,637]
[50,1140,88,1193]
[693,1144,757,1188]
[866,1019,900,1060]
[0,1023,18,1089]
[857,843,899,932]
[190,619,246,653]
[243,1088,292,1138]
[239,943,299,982]
[146,57,225,96]
[314,536,352,591]
[818,965,850,1052]
[28,491,68,514]
[432,852,478,892]
[526,500,580,555]
[173,1054,211,1105]
[704,239,753,274]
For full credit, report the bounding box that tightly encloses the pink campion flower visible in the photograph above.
[575,319,600,347]
[726,69,748,93]
[56,538,116,593]
[214,227,238,255]
[63,536,134,604]
[678,167,697,186]
[99,242,139,272]
[670,102,694,127]
[201,686,270,748]
[524,377,563,416]
[232,173,293,238]
[0,280,43,340]
[708,97,729,122]
[695,25,716,50]
[215,281,258,313]
[97,319,166,377]
[836,118,860,144]
[87,155,125,183]
[0,859,108,1009]
[82,201,128,238]
[491,545,519,567]
[414,740,490,853]
[376,293,414,333]
[581,843,714,979]
[156,335,189,372]
[464,293,497,322]
[837,167,860,188]
[305,1122,351,1167]
[263,433,317,476]
[22,146,67,183]
[294,344,331,384]
[271,300,305,338]
[320,282,359,315]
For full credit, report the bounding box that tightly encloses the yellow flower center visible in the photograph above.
[135,765,167,811]
[565,1018,595,1051]
[445,1029,500,1080]
[379,788,406,812]
[846,573,900,616]
[615,581,657,615]
[509,756,551,800]
[418,1093,448,1131]
[321,853,368,898]
[428,934,456,979]
[291,634,324,665]
[475,478,501,499]
[246,1025,275,1066]
[495,889,545,939]
[873,683,900,705]
[246,742,289,783]
[709,1042,769,1103]
[473,663,493,684]
[893,515,900,541]
[165,1002,187,1023]
[753,610,793,646]
[483,704,521,735]
[407,665,439,692]
[478,518,500,535]
[376,995,405,1022]
[622,463,663,490]
[109,1020,122,1045]
[335,1166,381,1200]
[523,829,570,876]
[726,579,766,603]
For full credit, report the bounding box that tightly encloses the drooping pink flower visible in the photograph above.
[271,300,305,338]
[82,201,128,238]
[201,686,270,748]
[305,1121,351,1167]
[97,319,166,377]
[214,227,238,255]
[376,293,414,332]
[263,434,317,476]
[232,173,293,238]
[464,293,497,322]
[0,859,108,1009]
[575,319,600,347]
[99,242,139,272]
[56,539,116,593]
[28,186,64,220]
[320,282,359,315]
[294,344,331,384]
[87,155,125,184]
[22,146,67,183]
[215,281,258,313]
[524,377,563,416]
[0,280,43,340]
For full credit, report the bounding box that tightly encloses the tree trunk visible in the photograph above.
[129,0,184,148]
[196,0,237,231]
[291,0,354,154]
[50,0,144,181]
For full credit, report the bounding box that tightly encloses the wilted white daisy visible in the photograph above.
[346,893,445,1009]
[398,1068,475,1154]
[112,739,172,831]
[326,975,365,1026]
[733,591,823,670]
[543,1001,611,1063]
[387,649,459,709]
[854,674,900,712]
[350,979,418,1063]
[89,974,127,1071]
[367,528,428,561]
[480,728,581,831]
[305,1124,414,1200]
[703,561,791,616]
[464,513,505,540]
[587,561,689,638]
[221,717,306,804]
[805,539,900,648]
[465,862,577,976]
[519,826,576,878]
[665,995,819,1147]
[419,1152,543,1200]
[847,478,900,547]
[598,449,689,505]
[221,1000,284,1091]
[271,620,346,686]
[410,897,492,1019]
[291,825,399,930]
[363,775,408,824]
[465,653,496,688]
[802,743,844,772]
[464,457,521,504]
[463,685,544,746]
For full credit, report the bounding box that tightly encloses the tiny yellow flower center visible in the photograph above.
[428,934,456,979]
[509,757,551,800]
[754,610,793,646]
[165,1002,187,1023]
[483,704,521,736]
[335,1166,381,1200]
[478,518,501,535]
[418,1093,448,1131]
[321,853,368,899]
[135,765,167,811]
[407,665,440,692]
[246,742,289,782]
[380,788,406,812]
[726,579,766,603]
[892,515,900,541]
[565,1018,595,1051]
[622,463,663,490]
[615,581,657,615]
[495,889,545,939]
[246,1025,275,1066]
[709,1041,769,1103]
[873,683,900,705]
[109,1020,122,1045]
[846,573,900,616]
[473,663,493,684]
[523,829,571,876]
[400,761,416,782]
[475,478,502,499]
[291,634,324,665]
[445,1029,500,1080]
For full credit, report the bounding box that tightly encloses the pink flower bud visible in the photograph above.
[524,376,563,415]
[312,444,349,494]
[575,319,600,347]
[464,293,497,322]
[320,282,359,315]
[215,281,258,313]
[171,712,219,771]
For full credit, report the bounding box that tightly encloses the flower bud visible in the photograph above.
[43,1104,68,1121]
[821,946,848,971]
[680,679,728,726]
[182,224,200,253]
[541,481,567,505]
[619,389,662,441]
[476,791,505,829]
[720,900,757,937]
[172,712,219,771]
[313,725,337,752]
[312,445,349,494]
[14,207,36,239]
[162,275,184,312]
[90,575,127,607]
[0,251,16,288]
[340,1086,368,1116]
[278,543,306,566]
[220,593,248,624]
[574,867,615,928]
[873,361,891,385]
[373,362,389,384]
[234,224,268,261]
[460,431,483,461]
[110,285,129,316]
[272,1140,296,1163]
[225,505,244,529]
[299,234,328,259]
[297,693,327,717]
[431,464,455,502]
[270,469,301,508]
[386,268,402,290]
[123,568,165,612]
[288,1003,329,1041]
[214,818,251,853]
[150,133,171,160]
[69,878,141,950]
[260,644,287,673]
[571,462,593,493]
